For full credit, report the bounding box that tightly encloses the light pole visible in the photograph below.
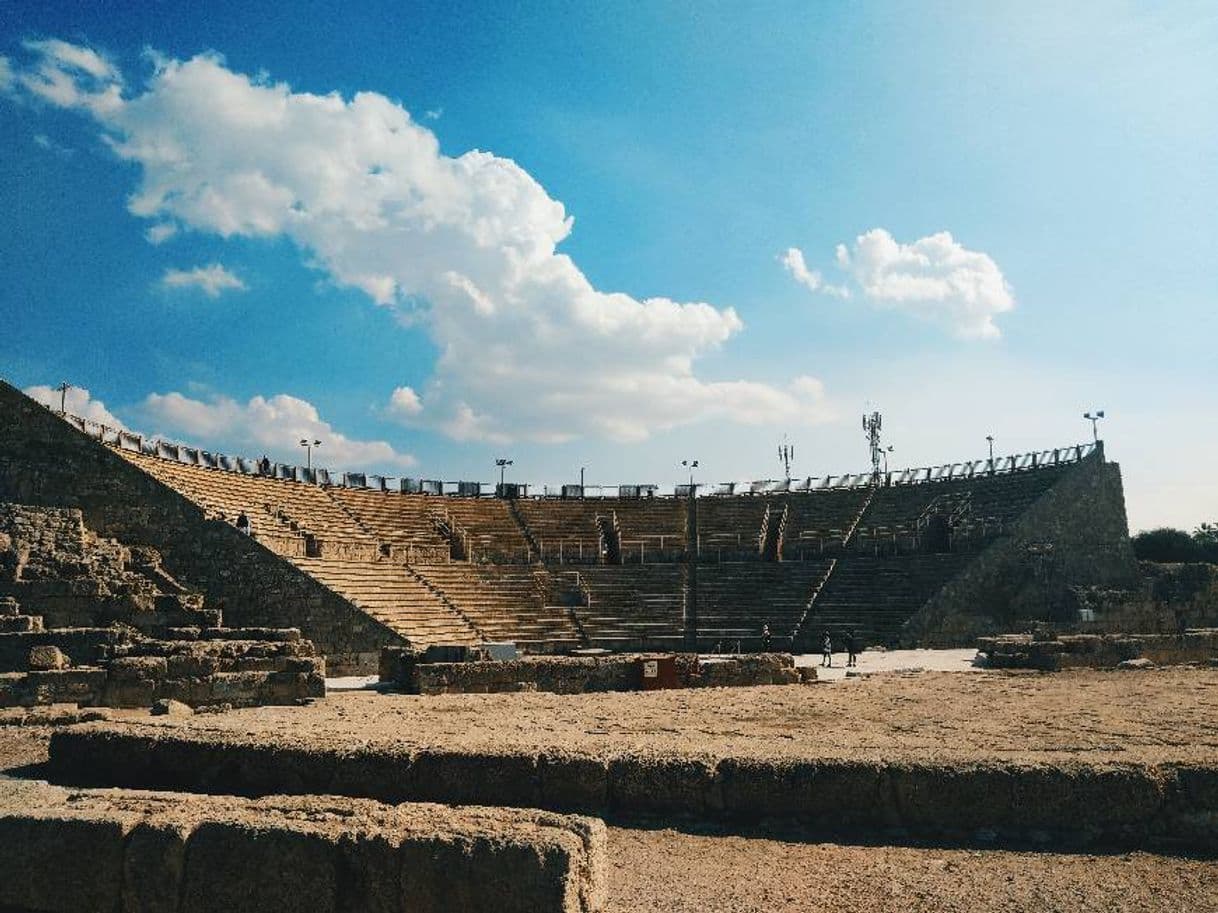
[299,438,321,470]
[681,459,699,491]
[56,381,72,415]
[580,466,586,494]
[986,435,994,460]
[495,458,513,489]
[881,444,893,475]
[1083,410,1105,443]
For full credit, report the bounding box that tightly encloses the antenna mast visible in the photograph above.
[777,436,795,480]
[862,410,884,483]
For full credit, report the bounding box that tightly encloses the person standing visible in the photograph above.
[821,630,833,667]
[846,630,859,667]
[761,623,772,653]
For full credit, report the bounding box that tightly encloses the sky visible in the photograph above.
[1,1,1214,531]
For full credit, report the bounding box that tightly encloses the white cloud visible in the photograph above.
[145,222,177,244]
[141,391,416,470]
[784,229,1015,339]
[23,39,119,81]
[24,384,127,429]
[15,39,123,116]
[424,107,443,120]
[386,385,423,418]
[779,247,848,298]
[8,40,831,443]
[161,263,246,297]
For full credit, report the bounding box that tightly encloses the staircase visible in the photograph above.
[596,513,621,565]
[794,554,972,649]
[761,502,788,561]
[507,499,542,562]
[841,485,879,549]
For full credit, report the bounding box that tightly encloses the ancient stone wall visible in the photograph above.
[978,629,1218,670]
[0,779,606,913]
[0,381,402,673]
[52,725,1218,852]
[381,649,803,694]
[0,626,324,708]
[903,453,1140,646]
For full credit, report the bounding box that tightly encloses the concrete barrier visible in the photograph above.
[48,725,1218,852]
[0,779,606,913]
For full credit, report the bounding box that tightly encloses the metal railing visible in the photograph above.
[50,404,1101,501]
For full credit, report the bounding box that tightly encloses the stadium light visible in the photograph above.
[1083,410,1105,443]
[882,444,893,475]
[681,459,699,490]
[299,438,321,470]
[495,458,514,488]
[986,435,994,461]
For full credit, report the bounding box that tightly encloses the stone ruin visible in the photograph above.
[978,629,1218,671]
[0,501,324,710]
[379,645,812,695]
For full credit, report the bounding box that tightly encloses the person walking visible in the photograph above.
[821,630,833,667]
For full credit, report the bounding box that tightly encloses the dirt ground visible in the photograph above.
[115,666,1218,766]
[606,826,1218,912]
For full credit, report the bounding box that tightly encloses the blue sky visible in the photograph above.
[1,1,1214,530]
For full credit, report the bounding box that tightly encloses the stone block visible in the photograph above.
[0,779,607,913]
[608,753,720,816]
[0,791,128,912]
[166,652,220,678]
[0,596,20,615]
[28,644,68,670]
[1,614,42,632]
[151,698,194,717]
[180,822,340,913]
[109,655,167,681]
[27,668,106,705]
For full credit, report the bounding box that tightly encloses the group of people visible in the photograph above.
[820,629,861,668]
[756,623,862,668]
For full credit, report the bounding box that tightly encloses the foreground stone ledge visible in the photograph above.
[0,779,606,913]
[49,725,1218,852]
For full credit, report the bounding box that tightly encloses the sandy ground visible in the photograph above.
[136,666,1218,766]
[794,646,981,681]
[606,826,1218,912]
[3,728,1215,912]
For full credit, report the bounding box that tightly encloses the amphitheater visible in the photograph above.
[1,377,1216,912]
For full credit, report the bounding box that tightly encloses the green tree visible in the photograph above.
[1194,522,1218,562]
[1132,527,1201,563]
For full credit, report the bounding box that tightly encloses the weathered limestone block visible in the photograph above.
[151,697,194,716]
[28,644,68,670]
[108,655,168,680]
[0,780,607,913]
[0,614,42,632]
[0,595,20,615]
